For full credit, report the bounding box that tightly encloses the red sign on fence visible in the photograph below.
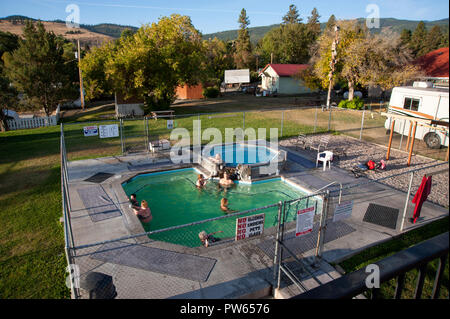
[296,206,315,237]
[235,213,265,241]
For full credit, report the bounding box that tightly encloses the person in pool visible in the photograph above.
[133,200,153,224]
[198,230,223,247]
[220,197,237,214]
[196,174,208,189]
[129,194,140,210]
[219,172,234,187]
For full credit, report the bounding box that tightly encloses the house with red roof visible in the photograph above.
[259,64,315,94]
[414,47,449,87]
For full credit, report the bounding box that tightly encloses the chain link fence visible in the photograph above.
[62,104,448,162]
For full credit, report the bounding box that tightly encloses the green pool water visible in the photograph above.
[122,168,319,247]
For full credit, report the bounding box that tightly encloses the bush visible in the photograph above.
[203,87,219,98]
[338,96,365,110]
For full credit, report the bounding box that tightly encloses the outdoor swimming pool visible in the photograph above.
[122,168,320,247]
[205,143,278,166]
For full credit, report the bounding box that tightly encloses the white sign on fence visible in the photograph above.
[83,126,98,137]
[99,124,119,139]
[167,120,174,129]
[225,69,250,84]
[296,206,315,237]
[333,200,354,222]
[235,213,265,241]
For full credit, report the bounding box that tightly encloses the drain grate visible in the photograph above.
[84,172,115,184]
[363,203,399,230]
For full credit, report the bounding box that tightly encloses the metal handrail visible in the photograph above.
[292,232,449,299]
[315,181,342,204]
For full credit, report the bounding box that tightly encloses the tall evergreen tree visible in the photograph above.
[410,21,428,57]
[306,8,321,40]
[234,9,254,69]
[3,21,77,116]
[400,28,412,47]
[424,25,444,53]
[282,4,302,24]
[325,14,336,31]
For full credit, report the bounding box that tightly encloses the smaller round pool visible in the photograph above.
[205,143,278,166]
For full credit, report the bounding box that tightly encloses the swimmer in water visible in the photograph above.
[220,197,237,214]
[196,174,208,189]
[219,171,234,187]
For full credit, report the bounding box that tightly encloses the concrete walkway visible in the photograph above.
[65,148,448,299]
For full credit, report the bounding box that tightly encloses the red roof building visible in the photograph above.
[260,64,309,77]
[259,64,314,94]
[414,47,449,78]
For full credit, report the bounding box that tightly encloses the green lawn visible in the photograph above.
[335,217,449,299]
[0,126,70,298]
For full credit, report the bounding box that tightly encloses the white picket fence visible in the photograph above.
[6,106,60,130]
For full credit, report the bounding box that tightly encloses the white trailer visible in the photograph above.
[384,85,449,148]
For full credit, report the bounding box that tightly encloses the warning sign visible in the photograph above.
[235,213,265,241]
[83,126,98,137]
[333,200,353,222]
[296,206,315,237]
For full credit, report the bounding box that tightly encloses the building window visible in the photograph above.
[403,97,420,111]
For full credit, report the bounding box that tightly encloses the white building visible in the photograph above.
[259,64,315,95]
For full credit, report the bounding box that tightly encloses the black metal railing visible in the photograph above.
[292,232,449,299]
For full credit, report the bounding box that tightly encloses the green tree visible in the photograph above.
[423,25,444,53]
[400,28,412,47]
[410,21,428,57]
[0,31,19,131]
[234,9,254,69]
[304,21,420,100]
[306,8,321,40]
[3,21,77,116]
[203,37,234,86]
[105,14,205,112]
[282,4,302,24]
[325,14,336,31]
[256,5,314,65]
[80,41,115,101]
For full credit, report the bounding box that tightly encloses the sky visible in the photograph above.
[0,0,449,34]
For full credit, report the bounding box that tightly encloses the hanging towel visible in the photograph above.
[411,175,432,223]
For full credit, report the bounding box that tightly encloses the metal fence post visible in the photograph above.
[328,106,332,131]
[120,119,124,155]
[399,119,406,150]
[281,111,284,138]
[315,191,329,267]
[243,111,245,131]
[359,108,365,140]
[314,105,318,133]
[400,171,414,231]
[273,201,283,297]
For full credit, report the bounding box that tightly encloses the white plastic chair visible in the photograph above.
[316,151,333,171]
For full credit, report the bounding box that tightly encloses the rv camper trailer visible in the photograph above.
[385,84,449,148]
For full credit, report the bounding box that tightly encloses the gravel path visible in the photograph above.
[280,134,449,208]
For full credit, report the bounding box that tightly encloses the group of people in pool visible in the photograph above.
[196,171,237,214]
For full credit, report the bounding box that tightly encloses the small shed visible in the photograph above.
[176,84,204,100]
[259,64,314,95]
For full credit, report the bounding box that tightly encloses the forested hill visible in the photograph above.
[203,18,449,43]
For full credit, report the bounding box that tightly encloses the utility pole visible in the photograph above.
[270,52,273,64]
[77,39,85,111]
[326,25,340,110]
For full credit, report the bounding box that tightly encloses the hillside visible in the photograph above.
[0,19,114,47]
[0,15,138,46]
[203,18,449,43]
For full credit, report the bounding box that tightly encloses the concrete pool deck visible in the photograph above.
[65,147,448,299]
